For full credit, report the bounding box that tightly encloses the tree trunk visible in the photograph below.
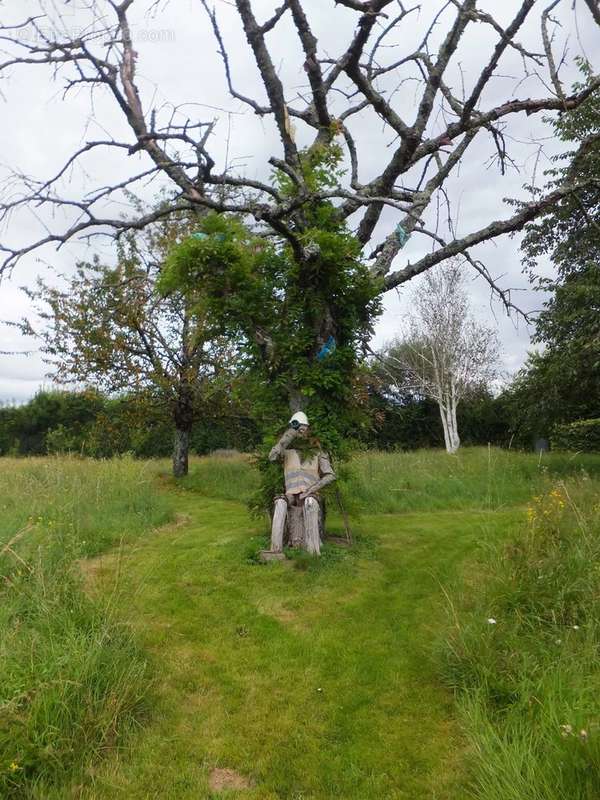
[173,426,191,477]
[438,399,460,454]
[449,398,461,453]
[439,402,452,453]
[288,385,306,414]
[172,382,194,477]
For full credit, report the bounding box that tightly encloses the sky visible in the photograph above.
[0,0,598,403]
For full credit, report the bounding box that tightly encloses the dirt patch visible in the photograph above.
[325,535,352,547]
[77,552,118,596]
[163,511,193,530]
[209,768,253,792]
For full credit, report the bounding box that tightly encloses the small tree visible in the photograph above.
[382,263,499,454]
[23,211,233,476]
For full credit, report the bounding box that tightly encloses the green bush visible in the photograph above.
[552,418,600,452]
[0,391,260,459]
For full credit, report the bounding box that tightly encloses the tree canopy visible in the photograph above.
[508,65,600,439]
[22,210,237,475]
[1,1,599,295]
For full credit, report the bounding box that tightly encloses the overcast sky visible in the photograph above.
[0,0,598,403]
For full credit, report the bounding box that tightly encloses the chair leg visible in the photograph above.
[303,496,321,555]
[271,497,287,552]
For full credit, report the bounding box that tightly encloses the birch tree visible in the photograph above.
[384,263,499,453]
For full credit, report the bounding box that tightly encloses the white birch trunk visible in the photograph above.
[438,397,460,454]
[439,402,451,452]
[449,395,460,453]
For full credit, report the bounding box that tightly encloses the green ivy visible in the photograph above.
[159,144,383,508]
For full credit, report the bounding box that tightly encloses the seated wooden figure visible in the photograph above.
[268,412,336,556]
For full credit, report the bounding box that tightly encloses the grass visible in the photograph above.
[0,455,172,798]
[181,446,600,513]
[443,478,600,800]
[2,447,600,798]
[0,454,172,558]
[71,497,512,799]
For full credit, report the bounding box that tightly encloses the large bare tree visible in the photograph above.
[1,0,599,414]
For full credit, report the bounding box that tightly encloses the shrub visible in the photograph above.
[552,418,600,452]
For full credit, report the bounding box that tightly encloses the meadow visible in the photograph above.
[1,448,600,798]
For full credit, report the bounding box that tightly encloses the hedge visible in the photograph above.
[551,418,600,452]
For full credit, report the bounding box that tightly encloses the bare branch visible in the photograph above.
[384,178,600,290]
[288,0,331,132]
[541,0,567,107]
[235,0,300,165]
[200,0,271,116]
[462,1,538,120]
[582,0,600,27]
[259,1,291,33]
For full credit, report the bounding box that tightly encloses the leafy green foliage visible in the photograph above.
[512,63,600,436]
[159,145,382,504]
[552,418,600,452]
[0,390,104,455]
[0,390,260,458]
[22,205,241,475]
[159,212,380,451]
[521,62,600,287]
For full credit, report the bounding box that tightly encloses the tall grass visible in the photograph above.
[344,447,600,513]
[443,479,600,799]
[0,455,172,798]
[179,452,259,502]
[0,454,171,558]
[182,447,600,513]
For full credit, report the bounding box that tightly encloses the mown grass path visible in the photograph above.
[83,488,521,800]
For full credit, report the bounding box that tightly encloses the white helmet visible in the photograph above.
[289,411,309,427]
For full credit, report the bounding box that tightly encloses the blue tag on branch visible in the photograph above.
[317,335,336,361]
[395,223,410,248]
[191,232,208,240]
